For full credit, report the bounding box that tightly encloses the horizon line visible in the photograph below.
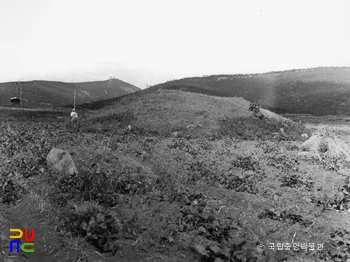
[1,65,350,86]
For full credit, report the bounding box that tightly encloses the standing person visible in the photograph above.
[71,108,78,122]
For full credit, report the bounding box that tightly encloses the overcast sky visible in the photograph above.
[1,0,349,88]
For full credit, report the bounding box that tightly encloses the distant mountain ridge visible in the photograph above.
[153,67,350,116]
[0,78,140,108]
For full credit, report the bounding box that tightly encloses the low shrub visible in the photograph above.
[56,203,122,253]
[219,116,310,141]
[46,169,153,208]
[0,179,27,205]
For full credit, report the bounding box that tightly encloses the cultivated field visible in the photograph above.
[1,90,350,262]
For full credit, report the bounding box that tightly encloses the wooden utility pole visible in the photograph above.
[74,90,76,110]
[19,81,22,107]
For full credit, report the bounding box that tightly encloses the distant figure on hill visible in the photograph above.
[71,108,78,122]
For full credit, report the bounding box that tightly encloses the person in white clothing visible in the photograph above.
[71,108,78,122]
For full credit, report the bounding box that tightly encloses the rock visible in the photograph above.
[208,244,221,255]
[272,132,279,138]
[198,226,207,234]
[192,244,208,257]
[279,128,285,135]
[46,148,78,175]
[301,133,309,139]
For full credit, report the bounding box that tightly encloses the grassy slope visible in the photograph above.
[0,79,140,108]
[152,67,350,116]
[90,90,251,134]
[85,89,302,140]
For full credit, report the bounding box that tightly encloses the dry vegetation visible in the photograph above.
[153,67,350,116]
[1,89,350,262]
[87,90,252,137]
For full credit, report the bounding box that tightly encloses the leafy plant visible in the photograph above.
[279,173,313,190]
[258,208,313,227]
[232,156,260,171]
[267,153,299,172]
[192,239,265,262]
[318,229,350,262]
[56,203,122,252]
[46,169,153,208]
[249,102,265,120]
[0,179,27,205]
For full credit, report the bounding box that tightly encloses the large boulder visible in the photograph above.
[46,148,78,175]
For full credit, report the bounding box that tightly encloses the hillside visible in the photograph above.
[0,78,140,108]
[2,88,349,261]
[83,89,306,141]
[152,67,350,116]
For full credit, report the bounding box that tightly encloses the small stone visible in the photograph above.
[208,244,221,254]
[168,236,174,243]
[192,244,208,257]
[198,226,207,234]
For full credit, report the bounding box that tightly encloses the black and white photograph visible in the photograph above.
[1,0,350,261]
